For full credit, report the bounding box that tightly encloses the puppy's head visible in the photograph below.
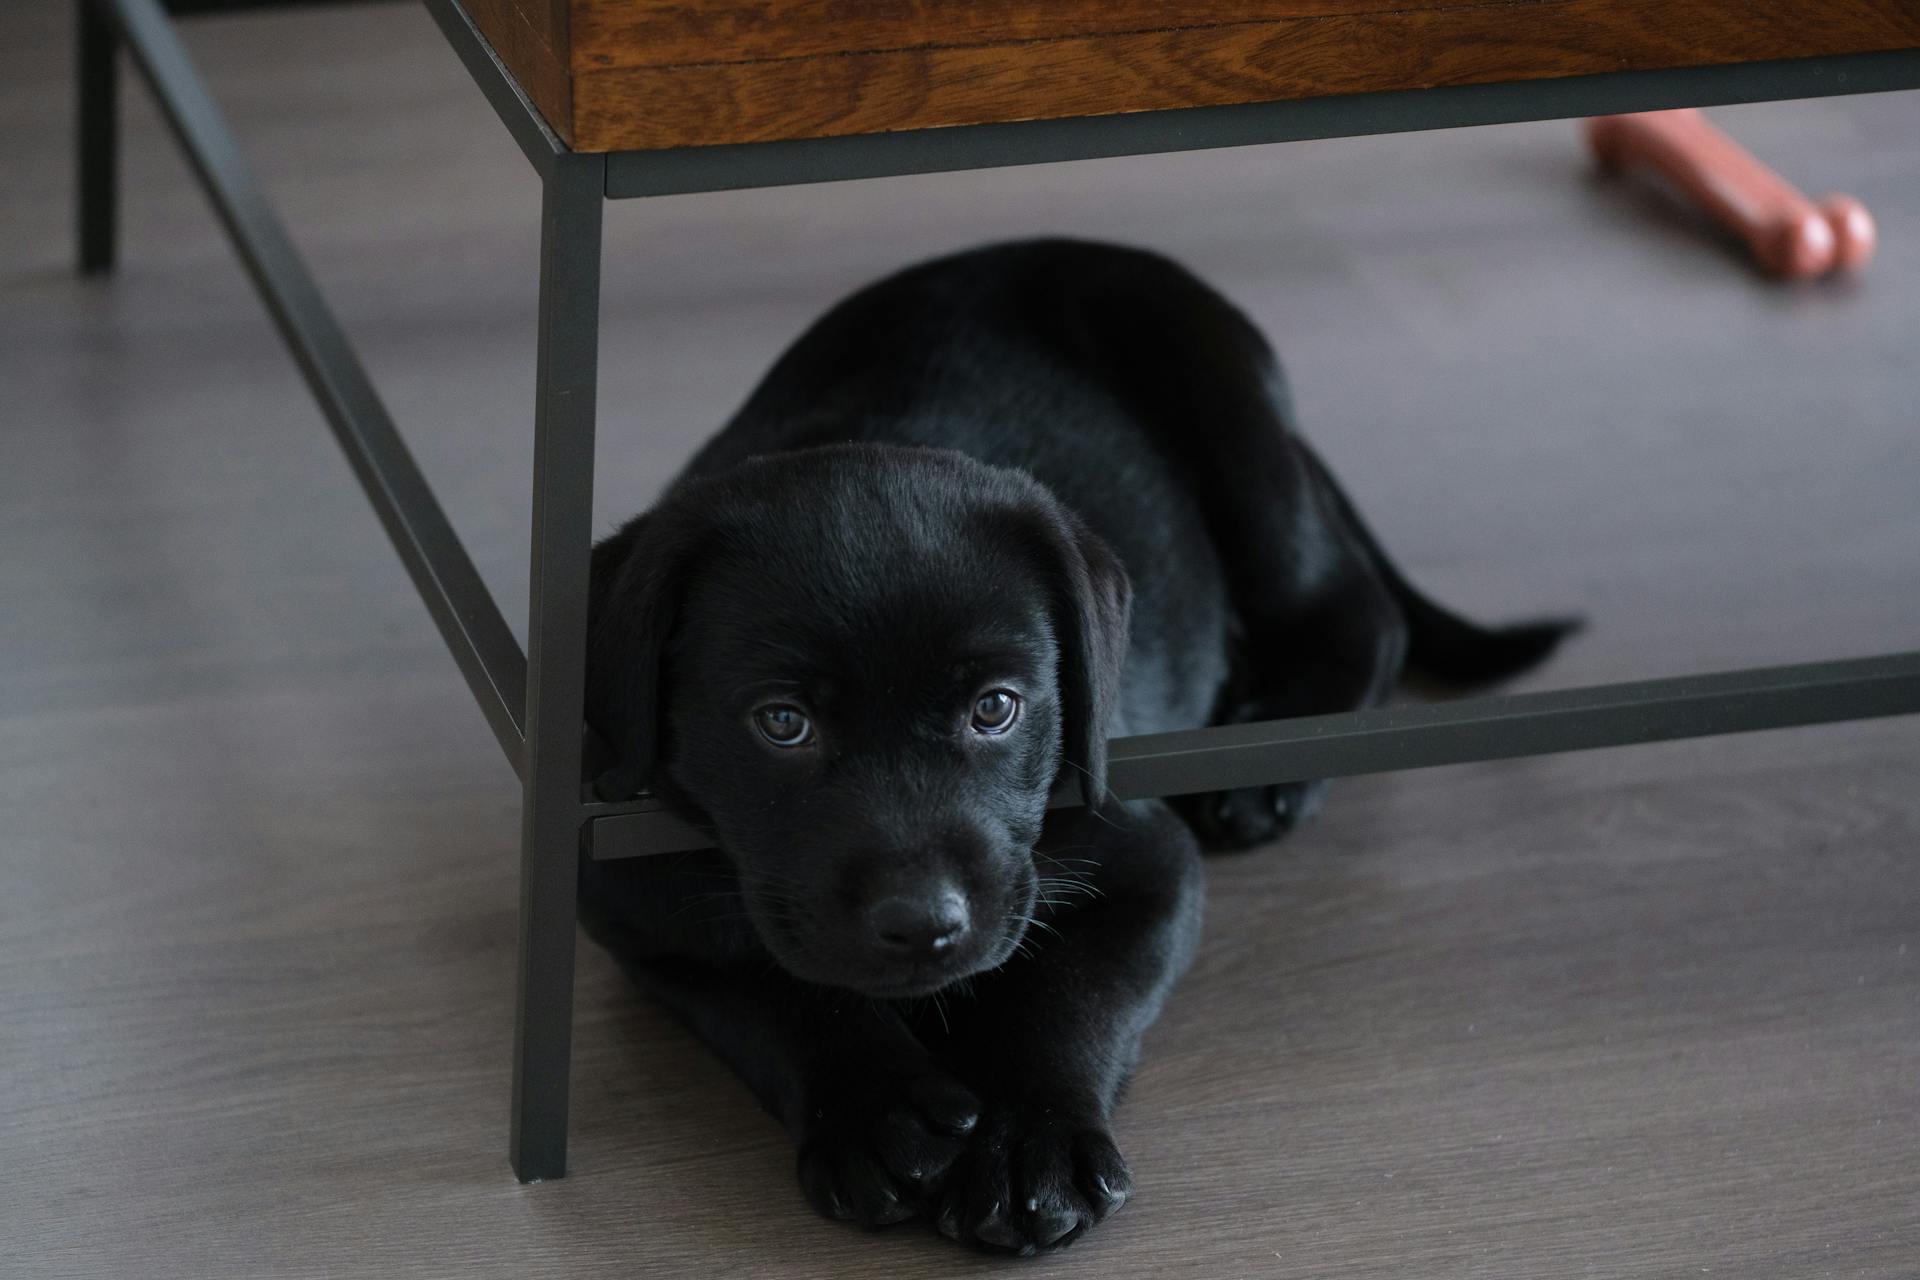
[588,444,1130,997]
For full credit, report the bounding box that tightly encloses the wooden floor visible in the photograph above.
[3,4,1917,1276]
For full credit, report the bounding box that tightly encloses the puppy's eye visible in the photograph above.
[752,704,813,748]
[970,689,1021,735]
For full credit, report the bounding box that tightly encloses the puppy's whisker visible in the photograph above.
[1035,878,1103,903]
[1022,914,1061,940]
[1056,767,1132,832]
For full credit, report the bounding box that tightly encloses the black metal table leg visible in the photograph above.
[509,150,605,1183]
[76,0,118,274]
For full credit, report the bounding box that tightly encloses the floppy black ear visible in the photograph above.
[585,510,692,801]
[1036,507,1133,809]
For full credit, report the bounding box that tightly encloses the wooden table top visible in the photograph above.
[463,0,1920,154]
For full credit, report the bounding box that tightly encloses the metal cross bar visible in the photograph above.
[96,0,532,778]
[1102,650,1920,798]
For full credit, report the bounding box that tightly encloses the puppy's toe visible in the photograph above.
[1072,1129,1133,1219]
[1268,779,1327,833]
[1186,780,1327,850]
[905,1073,982,1138]
[971,1201,1033,1254]
[870,1095,970,1187]
[798,1142,916,1227]
[1211,787,1281,848]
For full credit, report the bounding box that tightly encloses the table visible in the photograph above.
[74,0,1920,1184]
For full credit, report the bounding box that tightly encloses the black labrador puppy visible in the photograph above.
[580,238,1571,1254]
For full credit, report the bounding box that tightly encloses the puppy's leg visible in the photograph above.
[1185,548,1407,849]
[1174,437,1409,848]
[1074,282,1412,847]
[928,801,1204,1253]
[615,956,983,1228]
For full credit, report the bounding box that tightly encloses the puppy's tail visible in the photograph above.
[1395,592,1582,690]
[1300,447,1583,689]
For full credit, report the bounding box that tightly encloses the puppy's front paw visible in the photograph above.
[935,1108,1131,1254]
[796,1069,981,1229]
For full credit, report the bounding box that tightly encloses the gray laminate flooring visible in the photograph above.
[3,4,1917,1276]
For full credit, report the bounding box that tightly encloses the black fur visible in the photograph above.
[581,239,1574,1252]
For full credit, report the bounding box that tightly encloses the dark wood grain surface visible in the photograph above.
[2,3,1917,1276]
[456,0,1920,151]
[566,0,1532,72]
[567,0,1920,150]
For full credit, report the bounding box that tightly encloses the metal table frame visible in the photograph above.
[75,0,1920,1183]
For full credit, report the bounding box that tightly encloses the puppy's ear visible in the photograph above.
[1035,507,1132,808]
[585,509,694,801]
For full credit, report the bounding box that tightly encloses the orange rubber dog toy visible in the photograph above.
[1586,109,1875,280]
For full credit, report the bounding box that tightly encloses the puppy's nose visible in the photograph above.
[865,886,970,957]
